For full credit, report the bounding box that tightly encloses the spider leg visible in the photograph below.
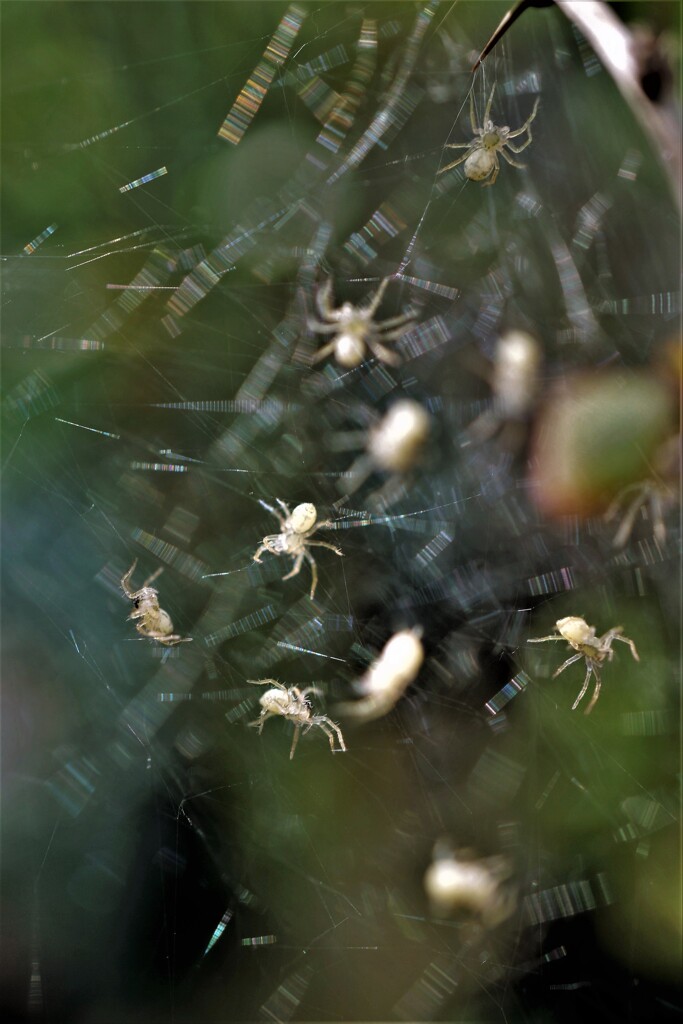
[376,312,415,331]
[613,498,646,548]
[142,565,164,588]
[438,150,471,174]
[378,322,415,342]
[322,716,347,752]
[308,319,342,334]
[505,137,532,154]
[289,724,301,759]
[470,89,479,134]
[252,543,269,563]
[467,409,500,443]
[583,671,602,715]
[299,686,322,700]
[315,278,335,319]
[282,552,305,582]
[328,430,368,452]
[248,678,287,691]
[154,633,192,645]
[366,337,402,366]
[571,662,594,710]
[506,98,540,138]
[134,623,158,638]
[611,634,640,662]
[315,720,346,753]
[304,551,318,600]
[552,652,584,678]
[276,498,292,520]
[609,489,651,548]
[444,142,474,150]
[483,83,496,124]
[528,635,564,643]
[307,540,344,555]
[318,723,336,752]
[339,454,373,495]
[604,482,646,520]
[258,499,286,526]
[121,561,161,598]
[121,561,139,598]
[650,490,667,545]
[598,628,623,654]
[249,711,278,733]
[483,153,499,186]
[499,149,526,169]
[310,519,334,532]
[362,277,391,317]
[312,340,338,363]
[134,623,155,639]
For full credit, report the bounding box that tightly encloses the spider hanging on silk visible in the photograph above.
[440,84,540,186]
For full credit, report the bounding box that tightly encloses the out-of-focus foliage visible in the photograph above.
[1,3,680,1022]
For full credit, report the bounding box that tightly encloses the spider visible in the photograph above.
[528,616,639,714]
[252,499,343,600]
[309,276,415,368]
[439,85,540,186]
[424,843,516,929]
[121,560,192,646]
[467,330,542,446]
[605,478,675,548]
[248,679,346,759]
[331,400,431,496]
[336,627,424,722]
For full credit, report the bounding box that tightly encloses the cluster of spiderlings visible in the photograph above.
[10,5,678,1020]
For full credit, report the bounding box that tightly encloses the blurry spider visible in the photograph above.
[248,679,346,759]
[336,627,425,722]
[466,330,542,448]
[605,478,676,548]
[424,842,517,929]
[528,616,639,714]
[121,560,192,646]
[439,85,540,185]
[252,499,343,600]
[309,277,415,368]
[331,399,431,496]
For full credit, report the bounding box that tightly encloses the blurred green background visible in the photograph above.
[2,3,680,1022]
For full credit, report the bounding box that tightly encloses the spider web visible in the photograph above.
[1,2,680,1022]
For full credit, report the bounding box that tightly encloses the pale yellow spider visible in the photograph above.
[121,560,192,646]
[335,628,425,722]
[439,85,540,186]
[252,499,343,600]
[528,616,639,714]
[331,400,431,496]
[424,843,517,928]
[309,277,415,368]
[248,679,346,759]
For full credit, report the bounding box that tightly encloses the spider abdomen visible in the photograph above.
[335,333,367,367]
[465,148,497,181]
